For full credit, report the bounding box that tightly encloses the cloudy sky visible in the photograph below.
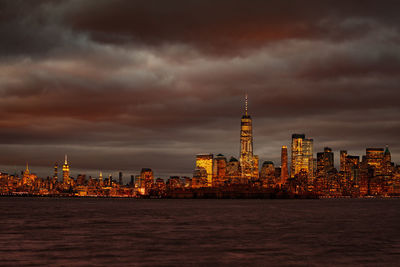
[0,0,399,179]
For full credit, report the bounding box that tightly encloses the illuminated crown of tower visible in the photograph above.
[24,162,30,175]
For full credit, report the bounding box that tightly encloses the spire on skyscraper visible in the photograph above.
[240,94,257,179]
[24,162,30,176]
[62,154,70,184]
[245,93,248,116]
[385,144,390,154]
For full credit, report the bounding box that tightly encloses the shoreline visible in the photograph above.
[1,193,399,199]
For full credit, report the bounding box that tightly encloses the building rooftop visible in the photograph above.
[292,133,305,139]
[366,148,384,152]
[262,161,274,165]
[229,157,238,162]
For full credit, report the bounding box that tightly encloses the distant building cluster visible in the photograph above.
[191,97,400,197]
[1,97,399,198]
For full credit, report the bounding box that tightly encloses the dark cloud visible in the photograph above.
[0,0,399,178]
[59,0,400,54]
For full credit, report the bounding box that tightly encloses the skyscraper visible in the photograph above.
[365,148,384,169]
[260,161,275,180]
[303,138,314,178]
[340,150,348,172]
[290,134,314,178]
[24,162,29,177]
[291,134,305,177]
[239,95,258,180]
[140,168,154,194]
[383,145,393,175]
[196,154,213,186]
[226,157,240,181]
[22,163,30,185]
[344,155,360,181]
[213,154,227,186]
[316,147,334,178]
[62,155,70,184]
[281,146,289,184]
[99,171,103,186]
[53,162,58,181]
[119,171,123,185]
[384,145,391,163]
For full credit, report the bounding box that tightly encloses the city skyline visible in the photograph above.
[1,95,397,182]
[2,2,400,266]
[1,96,398,198]
[0,1,399,178]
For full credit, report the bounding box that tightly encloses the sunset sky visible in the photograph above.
[0,0,399,179]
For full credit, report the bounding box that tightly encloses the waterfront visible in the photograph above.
[1,198,399,266]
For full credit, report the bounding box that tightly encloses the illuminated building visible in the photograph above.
[239,95,258,180]
[77,174,86,185]
[344,155,360,181]
[167,176,181,189]
[281,146,289,184]
[316,147,334,178]
[22,163,37,186]
[226,157,240,181]
[193,168,208,188]
[134,175,140,187]
[364,148,384,174]
[196,154,213,186]
[155,178,166,192]
[260,161,275,177]
[384,145,391,163]
[22,163,30,185]
[384,145,393,175]
[183,177,192,188]
[291,134,305,177]
[252,155,259,180]
[139,168,154,194]
[340,150,347,172]
[290,134,314,178]
[260,161,276,187]
[107,175,113,186]
[155,178,165,186]
[62,155,70,184]
[213,154,227,186]
[303,138,314,178]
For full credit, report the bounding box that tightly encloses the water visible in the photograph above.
[0,198,399,266]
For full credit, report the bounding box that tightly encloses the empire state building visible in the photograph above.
[239,95,259,180]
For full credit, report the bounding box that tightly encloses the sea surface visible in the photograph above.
[1,198,399,266]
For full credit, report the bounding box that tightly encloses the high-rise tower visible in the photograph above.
[53,162,58,181]
[240,94,258,179]
[290,134,314,178]
[340,150,347,172]
[316,147,334,178]
[24,162,30,177]
[196,154,213,186]
[281,146,289,184]
[383,145,393,175]
[99,171,103,186]
[62,154,70,184]
[119,171,123,185]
